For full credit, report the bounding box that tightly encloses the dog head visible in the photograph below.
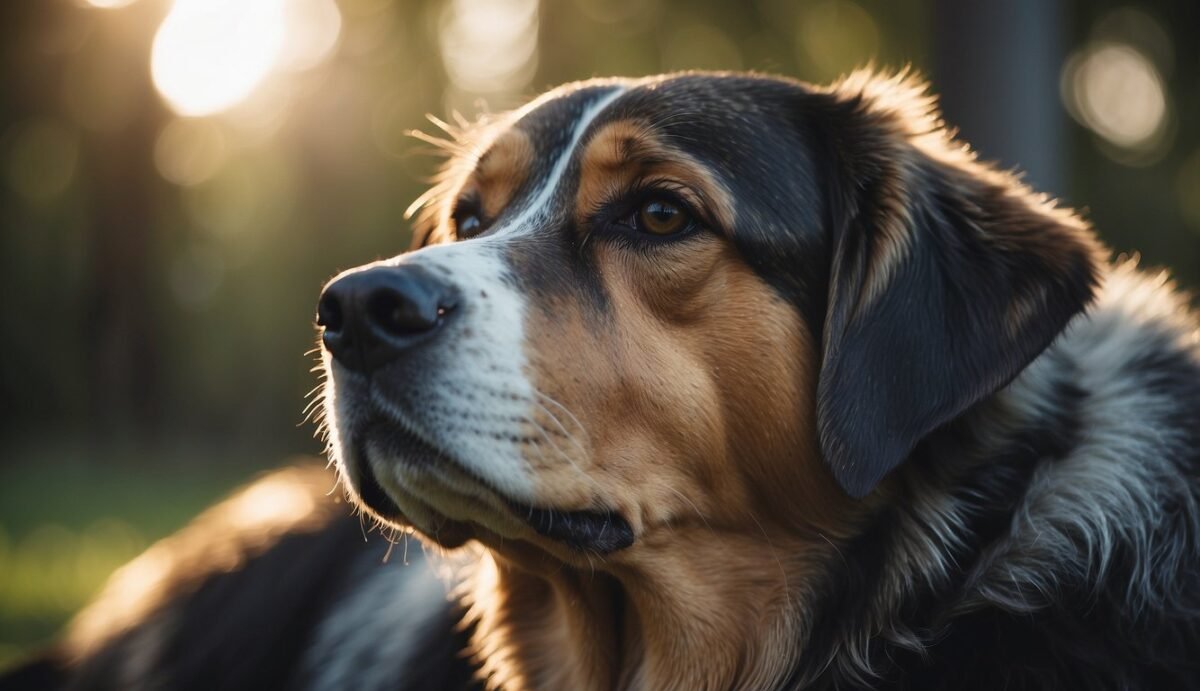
[316,71,1100,563]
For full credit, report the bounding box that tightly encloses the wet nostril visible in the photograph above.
[317,291,344,332]
[366,287,438,337]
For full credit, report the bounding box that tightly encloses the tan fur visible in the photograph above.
[575,120,736,231]
[468,128,535,221]
[41,71,1188,691]
[522,233,850,528]
[480,223,865,688]
[405,115,528,247]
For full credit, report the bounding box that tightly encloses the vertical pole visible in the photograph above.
[932,0,1067,197]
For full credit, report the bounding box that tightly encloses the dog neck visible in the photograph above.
[463,524,843,691]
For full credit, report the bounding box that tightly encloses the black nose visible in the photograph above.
[317,264,458,372]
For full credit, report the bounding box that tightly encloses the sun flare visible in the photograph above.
[150,0,341,118]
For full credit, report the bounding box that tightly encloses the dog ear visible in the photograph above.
[811,72,1103,498]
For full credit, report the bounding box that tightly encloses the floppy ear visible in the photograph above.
[812,73,1103,498]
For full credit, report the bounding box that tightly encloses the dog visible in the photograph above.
[4,70,1199,691]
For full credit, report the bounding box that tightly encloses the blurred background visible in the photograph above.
[1,0,1198,668]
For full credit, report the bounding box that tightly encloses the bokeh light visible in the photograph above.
[1062,42,1168,153]
[150,0,344,118]
[152,0,288,117]
[222,81,297,143]
[77,0,139,8]
[3,0,1200,671]
[277,0,344,73]
[439,0,539,96]
[1092,7,1174,76]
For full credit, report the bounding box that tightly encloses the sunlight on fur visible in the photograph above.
[63,468,328,660]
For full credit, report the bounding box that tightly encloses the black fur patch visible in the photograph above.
[808,94,1099,498]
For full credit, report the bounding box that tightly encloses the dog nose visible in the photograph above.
[317,264,457,372]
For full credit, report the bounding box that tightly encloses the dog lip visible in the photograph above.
[508,502,636,553]
[358,460,405,520]
[359,419,635,553]
[350,436,405,522]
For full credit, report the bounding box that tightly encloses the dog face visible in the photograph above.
[317,72,1099,563]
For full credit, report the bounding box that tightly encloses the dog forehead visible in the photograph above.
[501,75,820,215]
[507,86,614,162]
[505,76,764,164]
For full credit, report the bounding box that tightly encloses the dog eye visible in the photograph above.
[451,203,484,239]
[456,214,482,237]
[636,198,689,236]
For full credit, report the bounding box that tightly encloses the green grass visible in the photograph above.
[0,445,290,671]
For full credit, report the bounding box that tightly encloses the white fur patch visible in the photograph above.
[373,240,539,501]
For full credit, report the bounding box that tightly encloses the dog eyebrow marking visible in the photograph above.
[491,87,627,238]
[574,119,736,231]
[471,128,535,220]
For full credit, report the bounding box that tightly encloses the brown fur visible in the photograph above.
[468,128,535,221]
[574,120,736,231]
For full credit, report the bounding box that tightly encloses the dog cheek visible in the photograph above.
[516,291,604,499]
[683,258,845,526]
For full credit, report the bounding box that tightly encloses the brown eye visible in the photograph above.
[637,198,688,235]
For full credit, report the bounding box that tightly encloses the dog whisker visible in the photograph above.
[665,486,716,538]
[749,512,793,614]
[531,390,589,450]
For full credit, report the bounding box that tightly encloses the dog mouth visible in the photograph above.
[509,503,634,553]
[351,422,634,554]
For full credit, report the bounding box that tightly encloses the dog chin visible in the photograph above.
[334,427,467,541]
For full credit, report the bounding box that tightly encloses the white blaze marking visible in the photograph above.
[492,87,627,237]
[384,87,626,501]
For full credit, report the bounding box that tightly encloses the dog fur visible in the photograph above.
[4,71,1199,691]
